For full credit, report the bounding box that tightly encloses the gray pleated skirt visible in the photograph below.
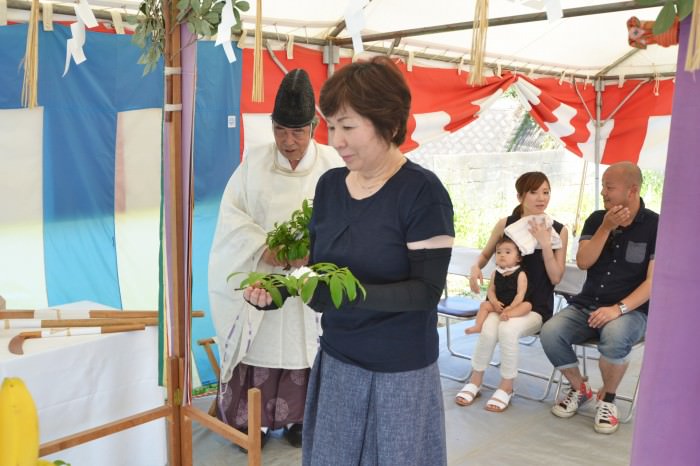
[302,351,447,466]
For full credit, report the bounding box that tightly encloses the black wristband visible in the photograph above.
[248,284,292,311]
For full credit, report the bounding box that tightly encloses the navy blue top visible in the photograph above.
[505,214,564,321]
[309,159,454,372]
[570,199,658,314]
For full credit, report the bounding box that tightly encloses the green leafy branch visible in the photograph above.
[266,199,313,266]
[635,0,693,34]
[229,263,367,309]
[128,0,250,74]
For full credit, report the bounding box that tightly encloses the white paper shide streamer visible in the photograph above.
[344,0,368,56]
[111,9,125,35]
[75,0,98,28]
[42,2,54,31]
[216,0,237,63]
[64,0,98,76]
[506,0,562,22]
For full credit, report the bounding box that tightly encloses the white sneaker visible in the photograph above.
[551,382,593,418]
[594,401,620,434]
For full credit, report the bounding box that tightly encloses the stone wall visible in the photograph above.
[406,95,665,250]
[408,149,600,250]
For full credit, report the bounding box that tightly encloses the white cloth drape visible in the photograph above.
[503,214,562,255]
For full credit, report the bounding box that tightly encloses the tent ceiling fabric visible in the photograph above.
[70,0,675,77]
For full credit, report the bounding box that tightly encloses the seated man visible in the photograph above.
[540,161,658,434]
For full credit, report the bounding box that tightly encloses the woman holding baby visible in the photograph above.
[455,171,568,412]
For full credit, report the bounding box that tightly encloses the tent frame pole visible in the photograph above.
[331,1,666,46]
[594,79,604,211]
[6,0,673,80]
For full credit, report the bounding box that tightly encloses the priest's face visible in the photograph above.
[273,123,312,162]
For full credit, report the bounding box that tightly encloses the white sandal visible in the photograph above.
[485,389,513,412]
[455,383,481,406]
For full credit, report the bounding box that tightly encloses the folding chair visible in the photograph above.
[438,294,482,382]
[550,269,643,420]
[438,247,498,382]
[506,287,582,402]
[552,338,644,423]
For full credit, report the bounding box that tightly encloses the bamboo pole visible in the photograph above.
[468,0,489,86]
[20,0,39,108]
[685,0,700,71]
[251,0,264,102]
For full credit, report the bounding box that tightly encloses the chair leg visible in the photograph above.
[439,316,501,383]
[616,375,640,423]
[439,318,473,382]
[513,366,559,401]
[519,335,538,346]
[481,333,560,402]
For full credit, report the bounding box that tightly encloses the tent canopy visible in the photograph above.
[70,0,676,77]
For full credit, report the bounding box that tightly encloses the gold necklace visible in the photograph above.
[356,158,405,191]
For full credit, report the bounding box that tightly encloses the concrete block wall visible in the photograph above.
[409,149,599,250]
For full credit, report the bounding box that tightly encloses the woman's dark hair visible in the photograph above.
[512,172,551,217]
[319,56,411,146]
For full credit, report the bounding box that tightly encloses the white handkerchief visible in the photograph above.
[504,214,562,255]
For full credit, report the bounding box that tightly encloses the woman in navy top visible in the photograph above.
[245,56,454,465]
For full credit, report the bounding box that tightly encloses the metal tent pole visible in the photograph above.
[594,79,603,211]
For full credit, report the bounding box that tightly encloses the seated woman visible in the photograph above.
[455,171,568,412]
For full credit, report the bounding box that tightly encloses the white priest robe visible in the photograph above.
[208,141,342,384]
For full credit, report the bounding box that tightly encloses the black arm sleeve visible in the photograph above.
[307,247,451,313]
[247,286,292,311]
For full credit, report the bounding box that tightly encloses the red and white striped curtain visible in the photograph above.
[239,45,673,170]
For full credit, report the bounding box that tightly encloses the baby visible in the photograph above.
[465,236,532,334]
